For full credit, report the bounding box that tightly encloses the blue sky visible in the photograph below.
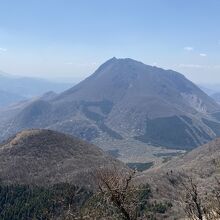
[0,0,220,83]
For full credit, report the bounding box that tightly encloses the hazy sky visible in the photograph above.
[0,0,220,84]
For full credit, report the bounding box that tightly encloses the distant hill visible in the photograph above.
[211,92,220,103]
[199,84,220,103]
[198,85,216,96]
[0,58,220,151]
[0,90,25,108]
[0,71,72,107]
[199,83,220,95]
[0,129,120,185]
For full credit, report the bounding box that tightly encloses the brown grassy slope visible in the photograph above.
[135,138,220,219]
[138,138,220,184]
[0,129,122,186]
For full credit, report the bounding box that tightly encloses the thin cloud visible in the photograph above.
[199,53,207,57]
[64,61,98,67]
[184,46,194,51]
[175,64,220,69]
[0,48,7,53]
[178,64,203,68]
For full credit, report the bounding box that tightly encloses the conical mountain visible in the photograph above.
[1,58,220,150]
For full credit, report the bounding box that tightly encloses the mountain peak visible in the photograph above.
[109,56,117,61]
[99,57,145,68]
[1,58,220,151]
[107,57,145,65]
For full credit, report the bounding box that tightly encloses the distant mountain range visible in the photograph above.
[0,71,72,107]
[211,92,220,103]
[0,129,120,185]
[1,58,220,150]
[199,84,220,103]
[0,90,25,108]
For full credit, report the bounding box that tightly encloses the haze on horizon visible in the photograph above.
[0,0,220,84]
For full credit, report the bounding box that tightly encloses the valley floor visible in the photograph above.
[94,137,185,169]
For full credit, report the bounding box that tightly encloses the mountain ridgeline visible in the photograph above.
[0,58,220,150]
[0,72,72,107]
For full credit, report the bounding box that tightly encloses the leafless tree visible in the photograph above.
[86,166,151,220]
[166,172,205,220]
[180,176,204,220]
[203,177,220,220]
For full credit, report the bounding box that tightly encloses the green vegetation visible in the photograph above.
[81,100,123,140]
[0,183,92,220]
[0,172,172,220]
[150,201,172,214]
[135,116,201,149]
